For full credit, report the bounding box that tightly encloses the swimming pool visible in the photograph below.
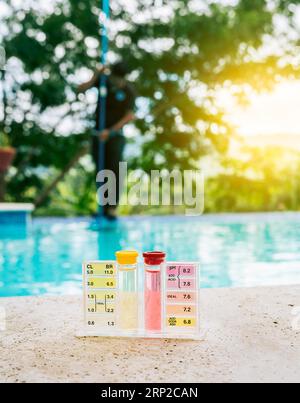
[1,213,300,297]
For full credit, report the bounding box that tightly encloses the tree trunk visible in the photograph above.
[0,171,6,202]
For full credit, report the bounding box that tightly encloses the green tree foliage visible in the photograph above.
[1,0,300,212]
[205,146,300,213]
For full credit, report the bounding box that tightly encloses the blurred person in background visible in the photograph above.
[78,61,137,220]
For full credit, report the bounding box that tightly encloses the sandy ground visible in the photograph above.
[0,286,299,383]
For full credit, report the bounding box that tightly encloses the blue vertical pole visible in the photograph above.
[98,0,110,218]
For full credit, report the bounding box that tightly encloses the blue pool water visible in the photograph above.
[1,213,300,297]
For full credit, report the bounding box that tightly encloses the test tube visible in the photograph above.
[143,251,166,332]
[116,251,139,331]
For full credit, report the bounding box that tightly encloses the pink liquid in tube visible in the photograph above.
[143,252,166,332]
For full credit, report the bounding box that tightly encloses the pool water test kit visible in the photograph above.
[82,251,201,339]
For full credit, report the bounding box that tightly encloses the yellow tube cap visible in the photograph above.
[116,251,139,265]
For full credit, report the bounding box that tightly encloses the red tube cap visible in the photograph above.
[143,251,166,266]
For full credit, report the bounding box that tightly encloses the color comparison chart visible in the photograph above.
[82,251,201,339]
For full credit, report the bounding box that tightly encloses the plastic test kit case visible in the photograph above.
[81,251,202,339]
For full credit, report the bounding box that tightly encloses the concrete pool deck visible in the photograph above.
[0,285,299,383]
